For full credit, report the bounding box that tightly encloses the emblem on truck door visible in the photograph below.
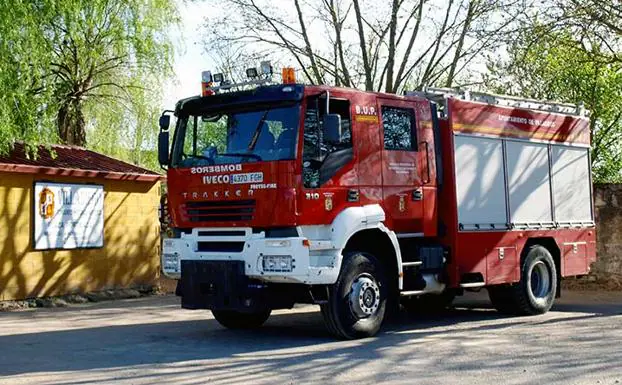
[325,196,333,211]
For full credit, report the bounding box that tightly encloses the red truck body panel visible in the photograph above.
[168,160,298,228]
[438,98,595,287]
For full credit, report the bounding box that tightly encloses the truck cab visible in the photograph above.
[164,83,438,233]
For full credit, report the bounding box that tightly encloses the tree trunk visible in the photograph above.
[294,0,324,84]
[393,0,425,92]
[445,0,477,87]
[326,0,351,87]
[352,0,373,91]
[385,0,400,93]
[419,0,455,88]
[57,99,86,146]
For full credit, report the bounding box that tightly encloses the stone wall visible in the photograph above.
[593,183,622,286]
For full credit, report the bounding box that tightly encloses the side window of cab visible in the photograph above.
[382,106,417,151]
[302,97,353,188]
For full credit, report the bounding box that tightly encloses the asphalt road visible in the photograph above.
[0,291,621,385]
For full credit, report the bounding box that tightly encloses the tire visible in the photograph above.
[212,309,271,329]
[402,290,456,314]
[489,245,557,315]
[321,252,388,339]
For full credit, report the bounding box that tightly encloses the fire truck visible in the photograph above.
[158,64,596,339]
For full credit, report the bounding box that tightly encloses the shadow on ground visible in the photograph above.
[0,292,620,381]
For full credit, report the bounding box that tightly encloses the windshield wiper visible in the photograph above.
[219,152,262,161]
[247,109,271,151]
[183,153,215,164]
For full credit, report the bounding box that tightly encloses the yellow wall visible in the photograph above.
[0,172,161,301]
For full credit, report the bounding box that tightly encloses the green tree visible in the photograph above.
[541,0,622,64]
[0,0,178,163]
[485,28,622,182]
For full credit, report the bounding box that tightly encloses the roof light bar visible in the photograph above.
[200,60,283,95]
[260,61,273,75]
[246,67,259,79]
[201,71,212,83]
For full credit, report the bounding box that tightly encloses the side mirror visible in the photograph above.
[322,114,342,144]
[158,131,169,167]
[159,115,170,131]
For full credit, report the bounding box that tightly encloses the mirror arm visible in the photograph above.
[160,110,175,132]
[325,90,330,115]
[158,109,174,171]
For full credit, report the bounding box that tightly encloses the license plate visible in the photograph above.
[231,172,263,184]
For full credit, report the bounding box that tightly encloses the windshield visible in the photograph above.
[171,105,301,167]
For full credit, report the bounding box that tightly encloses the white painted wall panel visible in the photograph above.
[454,135,507,227]
[505,141,553,223]
[551,146,592,222]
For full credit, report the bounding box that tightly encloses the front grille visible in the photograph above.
[198,230,246,237]
[197,241,245,252]
[184,200,256,222]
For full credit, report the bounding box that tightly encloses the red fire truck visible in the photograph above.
[158,68,596,339]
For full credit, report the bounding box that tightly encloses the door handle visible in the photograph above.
[412,189,423,201]
[419,141,431,184]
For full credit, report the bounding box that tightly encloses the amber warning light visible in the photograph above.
[282,67,296,84]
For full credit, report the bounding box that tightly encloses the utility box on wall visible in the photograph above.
[0,143,163,301]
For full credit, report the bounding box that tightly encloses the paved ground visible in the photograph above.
[0,291,621,385]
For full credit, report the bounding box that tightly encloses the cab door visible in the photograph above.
[298,94,358,224]
[378,98,425,235]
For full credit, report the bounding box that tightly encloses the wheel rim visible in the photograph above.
[348,274,381,319]
[530,261,551,299]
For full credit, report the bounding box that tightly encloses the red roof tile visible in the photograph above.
[0,142,162,182]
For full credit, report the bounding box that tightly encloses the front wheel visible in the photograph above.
[321,252,388,339]
[212,309,271,329]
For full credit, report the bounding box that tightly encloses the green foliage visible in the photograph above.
[86,75,168,171]
[0,2,58,154]
[183,117,228,157]
[0,0,178,169]
[485,27,622,182]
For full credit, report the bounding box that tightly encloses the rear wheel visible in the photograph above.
[321,252,387,339]
[212,309,271,329]
[489,245,557,315]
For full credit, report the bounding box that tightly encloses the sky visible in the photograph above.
[163,0,217,110]
[162,0,496,109]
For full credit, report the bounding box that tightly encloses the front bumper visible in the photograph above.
[161,227,341,285]
[179,260,308,310]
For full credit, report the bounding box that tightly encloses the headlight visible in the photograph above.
[163,239,175,248]
[265,239,291,248]
[162,253,180,273]
[260,255,293,272]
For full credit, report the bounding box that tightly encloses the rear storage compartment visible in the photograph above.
[453,134,593,230]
